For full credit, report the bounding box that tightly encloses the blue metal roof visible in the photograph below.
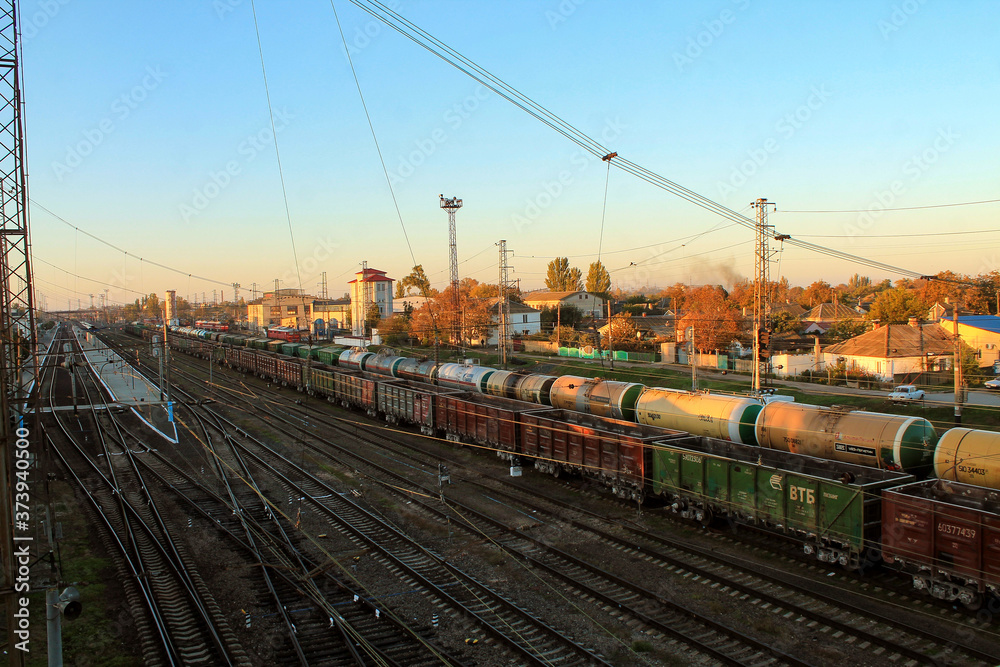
[941,315,1000,334]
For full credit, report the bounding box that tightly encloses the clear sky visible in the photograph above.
[23,0,1000,310]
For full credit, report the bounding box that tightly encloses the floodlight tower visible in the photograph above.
[440,195,463,343]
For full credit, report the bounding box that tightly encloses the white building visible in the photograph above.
[523,290,605,318]
[348,267,394,337]
[487,302,542,345]
[822,320,953,382]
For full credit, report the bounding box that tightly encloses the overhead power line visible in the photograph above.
[31,199,235,288]
[346,0,926,280]
[780,198,1000,213]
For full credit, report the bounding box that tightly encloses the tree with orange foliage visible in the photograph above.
[677,285,742,352]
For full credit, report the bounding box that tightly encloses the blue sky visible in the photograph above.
[24,0,1000,309]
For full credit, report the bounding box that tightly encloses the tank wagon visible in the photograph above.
[436,363,495,393]
[635,388,763,445]
[146,325,1000,485]
[933,428,1000,488]
[755,402,936,474]
[548,376,644,421]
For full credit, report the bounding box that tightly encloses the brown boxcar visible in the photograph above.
[521,408,686,501]
[882,479,1000,609]
[434,393,535,458]
[376,378,460,434]
[231,347,257,374]
[274,356,302,388]
[256,352,278,380]
[334,370,381,415]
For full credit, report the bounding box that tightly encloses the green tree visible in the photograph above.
[585,260,611,298]
[539,305,582,331]
[545,257,583,291]
[770,310,801,334]
[866,288,927,324]
[141,293,162,319]
[399,265,433,297]
[824,319,869,342]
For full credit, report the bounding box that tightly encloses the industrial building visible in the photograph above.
[247,289,315,331]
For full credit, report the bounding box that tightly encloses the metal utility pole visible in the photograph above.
[360,260,373,341]
[0,4,36,662]
[497,240,515,368]
[953,310,964,424]
[231,282,240,322]
[750,198,777,394]
[440,195,463,344]
[607,297,614,370]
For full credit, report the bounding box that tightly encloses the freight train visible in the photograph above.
[116,323,1000,607]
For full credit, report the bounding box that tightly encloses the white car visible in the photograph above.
[888,385,925,403]
[984,379,1000,390]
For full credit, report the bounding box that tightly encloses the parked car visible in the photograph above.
[984,378,1000,390]
[888,385,925,403]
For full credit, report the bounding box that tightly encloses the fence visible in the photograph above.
[556,346,659,362]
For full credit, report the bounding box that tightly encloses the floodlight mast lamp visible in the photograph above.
[440,195,463,345]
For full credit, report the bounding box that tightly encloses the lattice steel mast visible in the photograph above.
[0,3,36,664]
[439,195,462,343]
[751,198,776,394]
[497,240,515,368]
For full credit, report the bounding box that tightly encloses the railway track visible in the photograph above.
[41,325,248,666]
[111,327,1000,665]
[106,327,608,664]
[118,330,815,664]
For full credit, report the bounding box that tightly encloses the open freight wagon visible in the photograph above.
[882,479,1000,608]
[650,437,913,568]
[520,408,687,502]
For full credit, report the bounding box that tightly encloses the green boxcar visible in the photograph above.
[281,342,302,357]
[317,346,345,365]
[249,337,270,350]
[296,345,318,359]
[266,340,284,353]
[650,436,913,567]
[311,368,337,398]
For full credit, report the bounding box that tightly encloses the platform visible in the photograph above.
[75,328,178,443]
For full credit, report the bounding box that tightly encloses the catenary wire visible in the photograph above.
[250,0,304,297]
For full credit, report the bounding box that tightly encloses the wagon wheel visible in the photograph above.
[961,590,984,611]
[699,508,714,528]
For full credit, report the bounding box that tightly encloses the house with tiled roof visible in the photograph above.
[822,320,954,382]
[801,302,865,334]
[939,315,1000,369]
[522,290,605,317]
